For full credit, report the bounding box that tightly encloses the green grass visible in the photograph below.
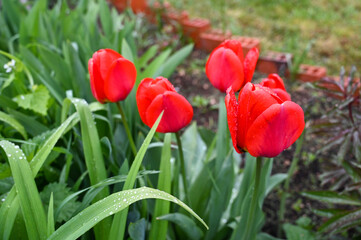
[168,0,361,75]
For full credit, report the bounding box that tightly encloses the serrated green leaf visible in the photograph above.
[40,183,81,223]
[13,85,50,116]
[49,187,208,240]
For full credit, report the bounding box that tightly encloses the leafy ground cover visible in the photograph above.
[168,0,361,75]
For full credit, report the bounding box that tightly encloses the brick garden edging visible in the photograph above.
[110,0,350,88]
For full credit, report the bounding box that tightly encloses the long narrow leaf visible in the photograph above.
[70,98,110,239]
[109,112,164,240]
[149,133,172,240]
[0,111,27,139]
[49,187,208,240]
[0,140,47,240]
[0,102,104,239]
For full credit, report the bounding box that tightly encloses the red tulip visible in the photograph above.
[225,83,304,157]
[136,77,193,133]
[88,49,136,103]
[260,74,291,101]
[205,39,259,93]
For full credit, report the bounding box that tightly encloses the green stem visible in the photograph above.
[175,131,189,203]
[243,157,263,240]
[278,132,305,237]
[116,102,137,156]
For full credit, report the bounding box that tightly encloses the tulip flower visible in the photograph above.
[260,73,291,101]
[136,77,193,133]
[205,39,259,93]
[88,49,136,103]
[225,83,304,158]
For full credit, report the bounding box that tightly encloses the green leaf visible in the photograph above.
[0,102,104,239]
[149,133,172,240]
[0,140,47,240]
[69,98,110,239]
[109,112,164,240]
[0,163,11,180]
[13,85,50,116]
[128,218,146,240]
[156,44,194,78]
[138,45,158,70]
[256,232,283,240]
[0,177,13,194]
[49,187,208,240]
[301,191,361,206]
[283,223,315,240]
[47,193,55,237]
[0,111,27,139]
[318,208,361,234]
[265,173,287,196]
[40,183,81,223]
[158,213,204,240]
[138,49,171,82]
[121,39,134,63]
[99,0,113,38]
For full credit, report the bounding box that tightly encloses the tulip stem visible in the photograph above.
[175,131,189,202]
[243,156,263,240]
[116,102,137,156]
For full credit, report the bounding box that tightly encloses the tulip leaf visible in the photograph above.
[0,140,48,240]
[109,112,164,240]
[156,44,194,79]
[0,111,27,139]
[283,223,315,240]
[13,84,50,116]
[157,213,204,240]
[149,133,172,240]
[0,103,104,240]
[49,187,208,240]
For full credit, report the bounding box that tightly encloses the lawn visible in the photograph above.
[168,0,361,75]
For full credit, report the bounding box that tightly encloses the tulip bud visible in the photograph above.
[136,77,193,133]
[88,49,136,103]
[206,39,259,92]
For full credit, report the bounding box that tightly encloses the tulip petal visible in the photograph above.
[243,47,259,84]
[261,74,287,90]
[93,49,122,81]
[136,77,176,125]
[206,47,244,92]
[237,83,282,150]
[260,74,291,101]
[145,91,193,133]
[246,101,305,157]
[222,40,244,63]
[225,87,241,153]
[104,58,136,102]
[88,58,107,103]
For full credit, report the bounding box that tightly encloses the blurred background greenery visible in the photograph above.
[167,0,361,75]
